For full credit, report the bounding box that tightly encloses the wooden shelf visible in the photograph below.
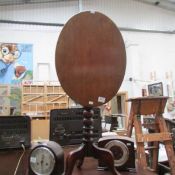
[21,81,69,118]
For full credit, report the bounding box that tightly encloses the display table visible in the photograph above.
[1,144,172,174]
[0,145,138,175]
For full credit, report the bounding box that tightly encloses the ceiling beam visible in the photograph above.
[0,0,75,6]
[134,0,175,12]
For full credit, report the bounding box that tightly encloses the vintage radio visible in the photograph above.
[0,115,31,149]
[98,135,135,171]
[49,108,102,146]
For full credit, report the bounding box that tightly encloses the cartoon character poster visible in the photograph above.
[0,43,33,84]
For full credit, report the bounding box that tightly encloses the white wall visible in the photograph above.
[0,1,79,24]
[0,24,62,81]
[0,0,175,100]
[121,31,175,98]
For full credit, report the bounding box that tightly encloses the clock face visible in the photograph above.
[30,147,55,175]
[105,140,129,167]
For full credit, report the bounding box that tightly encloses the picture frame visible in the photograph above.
[148,82,163,96]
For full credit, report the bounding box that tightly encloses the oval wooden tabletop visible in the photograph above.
[55,11,126,107]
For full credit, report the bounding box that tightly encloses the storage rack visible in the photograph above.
[21,81,69,119]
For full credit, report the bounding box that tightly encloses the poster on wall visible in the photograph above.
[0,42,33,84]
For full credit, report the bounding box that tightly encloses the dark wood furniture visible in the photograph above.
[0,148,29,175]
[65,108,118,175]
[0,145,138,175]
[55,11,126,108]
[1,145,172,175]
[55,11,126,175]
[126,96,175,175]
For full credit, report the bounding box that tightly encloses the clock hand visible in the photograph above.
[41,154,45,166]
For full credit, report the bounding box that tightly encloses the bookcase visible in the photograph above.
[45,85,68,116]
[21,81,69,119]
[21,81,69,140]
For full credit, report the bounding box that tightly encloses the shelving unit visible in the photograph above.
[45,84,68,116]
[21,83,45,118]
[21,81,69,119]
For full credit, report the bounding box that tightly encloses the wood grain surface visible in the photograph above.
[55,11,126,107]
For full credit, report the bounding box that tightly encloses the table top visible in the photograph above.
[127,96,168,115]
[55,11,126,107]
[127,96,168,101]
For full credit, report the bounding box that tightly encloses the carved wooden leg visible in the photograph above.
[65,107,120,175]
[92,143,121,175]
[76,157,85,169]
[65,144,85,175]
[76,144,87,169]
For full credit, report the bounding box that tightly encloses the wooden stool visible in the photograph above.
[127,96,175,175]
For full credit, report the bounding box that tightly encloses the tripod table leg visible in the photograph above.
[92,143,121,175]
[65,144,85,175]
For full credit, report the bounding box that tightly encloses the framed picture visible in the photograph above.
[0,42,33,85]
[148,82,163,96]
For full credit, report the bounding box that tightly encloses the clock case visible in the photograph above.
[98,135,135,171]
[28,141,64,175]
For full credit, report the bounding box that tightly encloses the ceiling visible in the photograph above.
[135,0,175,11]
[0,0,175,12]
[0,0,73,6]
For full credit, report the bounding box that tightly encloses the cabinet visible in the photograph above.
[21,81,69,118]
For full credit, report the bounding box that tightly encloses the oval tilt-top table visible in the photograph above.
[55,11,126,175]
